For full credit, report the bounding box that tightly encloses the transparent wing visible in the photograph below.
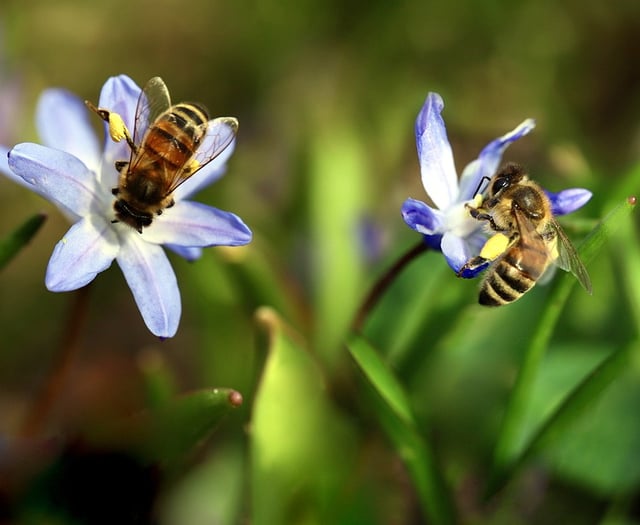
[550,219,592,294]
[193,117,238,166]
[165,116,238,195]
[132,77,172,147]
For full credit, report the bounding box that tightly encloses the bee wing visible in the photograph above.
[132,77,172,147]
[550,219,592,294]
[165,116,238,195]
[193,117,238,166]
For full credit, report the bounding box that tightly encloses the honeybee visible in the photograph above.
[86,77,238,233]
[458,162,592,306]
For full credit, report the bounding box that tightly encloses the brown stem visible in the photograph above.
[19,284,92,438]
[351,241,430,333]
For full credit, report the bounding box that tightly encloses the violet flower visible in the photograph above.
[402,93,591,276]
[4,75,252,337]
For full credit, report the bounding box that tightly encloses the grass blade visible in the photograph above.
[488,196,637,494]
[347,333,456,525]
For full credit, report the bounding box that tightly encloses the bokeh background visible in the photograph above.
[1,1,640,523]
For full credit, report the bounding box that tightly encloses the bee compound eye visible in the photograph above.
[491,176,509,194]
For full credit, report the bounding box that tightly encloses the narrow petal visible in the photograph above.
[415,93,459,209]
[98,75,141,133]
[546,188,592,216]
[116,234,180,338]
[142,200,252,248]
[166,244,203,262]
[36,89,101,172]
[458,119,536,201]
[98,75,142,188]
[0,145,24,187]
[174,139,235,200]
[8,143,98,217]
[45,216,119,291]
[2,143,48,193]
[401,198,444,235]
[441,230,488,276]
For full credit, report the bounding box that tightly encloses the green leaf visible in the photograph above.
[526,341,640,493]
[0,213,46,270]
[347,332,415,426]
[347,333,456,525]
[251,307,355,525]
[489,196,637,494]
[88,388,243,468]
[160,443,245,525]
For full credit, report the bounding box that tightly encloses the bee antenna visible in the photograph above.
[472,176,492,198]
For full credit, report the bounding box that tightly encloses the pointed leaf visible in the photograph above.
[347,333,455,525]
[489,196,637,494]
[0,213,46,270]
[87,388,243,468]
[251,307,355,525]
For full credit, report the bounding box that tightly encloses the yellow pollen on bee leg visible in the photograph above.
[185,158,200,176]
[107,112,129,143]
[479,232,510,260]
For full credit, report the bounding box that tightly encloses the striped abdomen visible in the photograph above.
[479,239,551,306]
[141,102,209,172]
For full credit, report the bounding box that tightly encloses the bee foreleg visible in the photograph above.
[466,205,500,231]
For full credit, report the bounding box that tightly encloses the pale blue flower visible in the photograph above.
[4,75,252,337]
[402,92,591,277]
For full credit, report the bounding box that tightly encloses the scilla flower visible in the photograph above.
[4,75,252,338]
[402,92,591,277]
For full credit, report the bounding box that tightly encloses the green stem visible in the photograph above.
[20,284,92,437]
[351,241,429,333]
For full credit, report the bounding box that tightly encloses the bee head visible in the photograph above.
[489,162,526,197]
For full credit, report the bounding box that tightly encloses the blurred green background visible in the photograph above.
[1,0,640,523]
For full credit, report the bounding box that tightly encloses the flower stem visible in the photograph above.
[351,241,429,333]
[19,284,92,437]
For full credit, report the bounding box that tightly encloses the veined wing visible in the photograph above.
[551,219,592,294]
[132,77,172,147]
[164,116,238,195]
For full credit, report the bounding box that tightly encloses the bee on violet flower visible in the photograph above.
[401,92,592,278]
[1,75,252,338]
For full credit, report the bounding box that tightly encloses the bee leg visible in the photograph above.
[115,161,129,172]
[85,100,137,153]
[457,255,489,277]
[467,206,500,231]
[112,187,120,196]
[166,199,175,209]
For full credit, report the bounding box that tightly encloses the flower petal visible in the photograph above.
[116,233,180,338]
[98,75,142,188]
[45,216,119,291]
[458,119,536,201]
[0,145,24,187]
[415,93,458,209]
[36,89,101,172]
[98,75,141,133]
[142,200,252,247]
[546,188,592,216]
[441,230,488,275]
[401,198,444,235]
[8,143,98,217]
[174,139,235,200]
[166,244,203,262]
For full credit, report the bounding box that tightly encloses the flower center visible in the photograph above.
[445,200,482,237]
